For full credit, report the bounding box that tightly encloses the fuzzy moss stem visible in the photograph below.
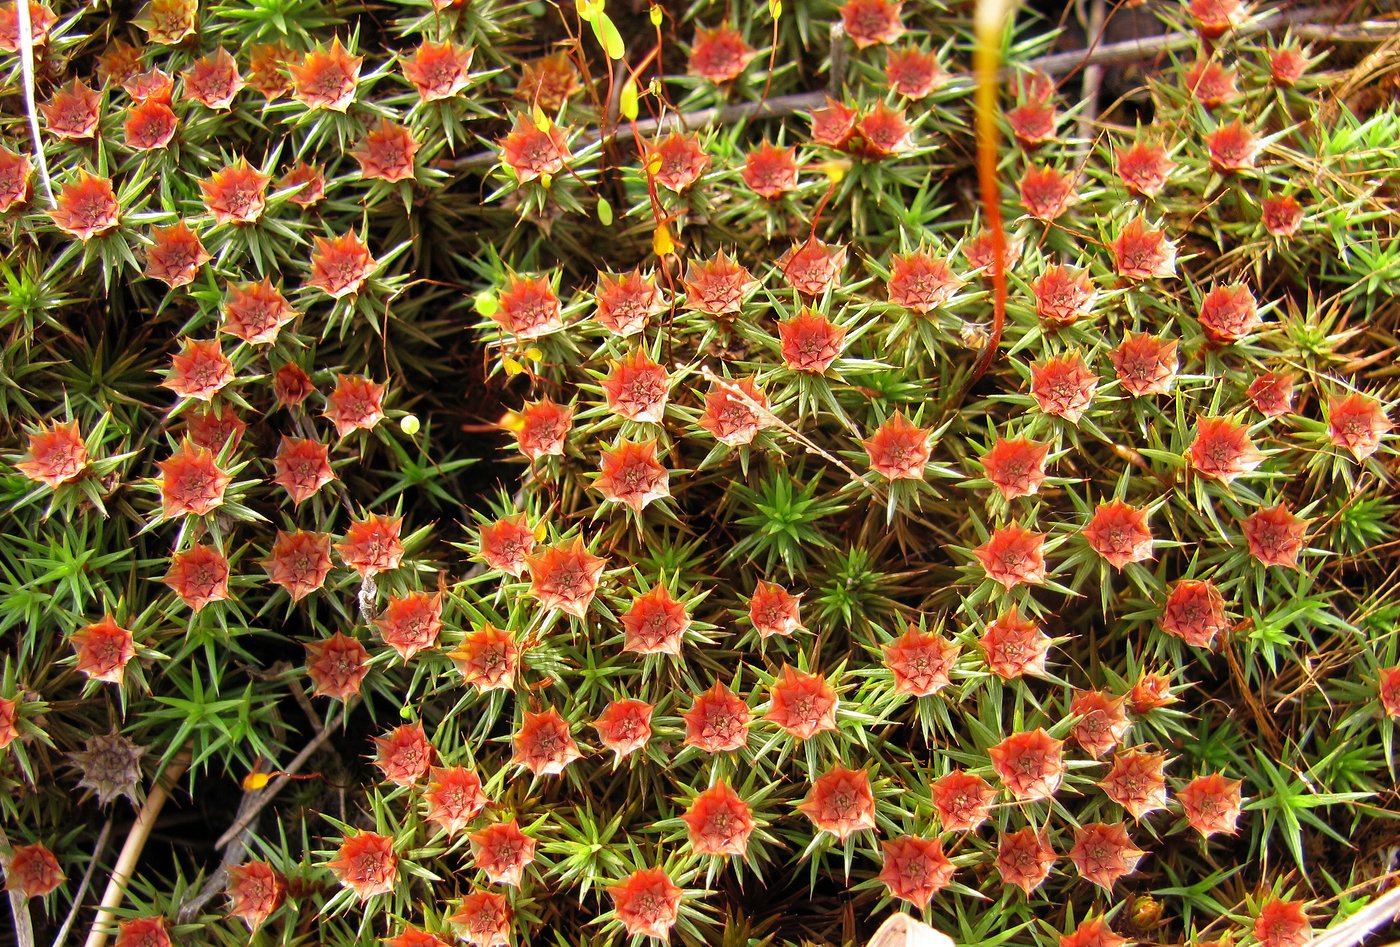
[967,0,1016,389]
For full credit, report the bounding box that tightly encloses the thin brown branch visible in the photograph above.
[445,4,1349,172]
[212,704,350,851]
[1076,0,1108,143]
[176,792,260,922]
[181,699,357,920]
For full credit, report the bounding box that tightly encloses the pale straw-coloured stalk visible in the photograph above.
[16,0,54,204]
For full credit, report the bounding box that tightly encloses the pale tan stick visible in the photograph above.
[50,817,114,947]
[1076,0,1107,145]
[0,824,37,947]
[1308,883,1400,947]
[866,914,955,947]
[15,0,52,204]
[81,755,190,947]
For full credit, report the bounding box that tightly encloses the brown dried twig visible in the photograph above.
[446,4,1354,172]
[212,704,351,851]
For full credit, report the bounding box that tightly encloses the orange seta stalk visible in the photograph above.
[968,0,1018,387]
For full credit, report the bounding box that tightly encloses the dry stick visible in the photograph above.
[213,704,350,851]
[181,702,350,918]
[827,22,849,97]
[50,818,114,947]
[0,824,37,947]
[82,753,191,947]
[1309,882,1400,947]
[1076,0,1107,145]
[16,0,52,204]
[695,364,870,486]
[176,791,263,922]
[445,4,1350,172]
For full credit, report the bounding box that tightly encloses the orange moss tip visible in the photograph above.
[450,891,512,947]
[749,581,804,639]
[290,38,363,111]
[200,160,270,226]
[931,770,995,831]
[4,842,65,898]
[70,614,136,684]
[511,707,582,777]
[226,861,285,931]
[374,591,443,661]
[424,765,489,835]
[989,728,1063,800]
[980,606,1052,679]
[687,24,758,84]
[146,223,210,287]
[326,831,397,898]
[304,631,370,700]
[619,582,688,653]
[373,721,435,786]
[402,39,474,102]
[878,835,954,909]
[307,231,377,299]
[524,536,605,618]
[1070,689,1132,759]
[841,0,905,48]
[353,120,420,183]
[183,47,243,109]
[324,374,386,438]
[498,113,569,183]
[264,530,333,602]
[163,543,231,612]
[596,439,670,513]
[767,665,838,740]
[593,698,653,761]
[470,819,535,886]
[682,681,751,753]
[797,765,876,841]
[336,514,404,577]
[682,780,754,857]
[448,623,520,691]
[157,440,231,518]
[0,1,56,53]
[50,172,121,241]
[18,419,88,488]
[1068,822,1145,890]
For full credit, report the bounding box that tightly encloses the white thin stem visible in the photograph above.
[50,818,113,947]
[16,0,53,205]
[0,824,37,947]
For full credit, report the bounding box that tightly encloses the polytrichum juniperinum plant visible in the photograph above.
[1,0,1398,945]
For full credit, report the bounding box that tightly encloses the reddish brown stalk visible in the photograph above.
[968,22,1008,389]
[624,56,682,359]
[809,173,841,238]
[760,8,781,104]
